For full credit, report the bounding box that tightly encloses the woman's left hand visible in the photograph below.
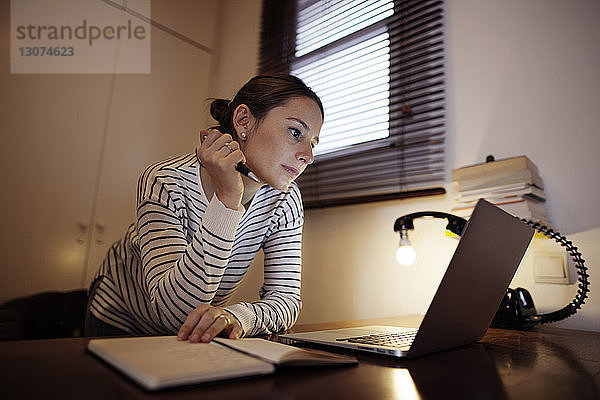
[177,304,243,343]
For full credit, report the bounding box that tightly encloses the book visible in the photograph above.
[215,337,357,366]
[452,197,548,218]
[452,155,544,191]
[455,182,546,203]
[452,156,552,227]
[451,155,540,182]
[452,198,552,228]
[455,168,544,192]
[87,335,357,390]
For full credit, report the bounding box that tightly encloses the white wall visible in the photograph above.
[209,0,262,99]
[447,0,600,235]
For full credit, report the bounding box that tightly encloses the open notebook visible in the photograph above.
[87,335,357,390]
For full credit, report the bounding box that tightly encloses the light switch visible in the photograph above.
[533,251,569,284]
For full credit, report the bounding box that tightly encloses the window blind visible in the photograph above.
[259,0,446,209]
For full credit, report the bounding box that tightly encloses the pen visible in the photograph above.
[236,162,261,182]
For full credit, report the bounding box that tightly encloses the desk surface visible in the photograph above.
[1,316,599,400]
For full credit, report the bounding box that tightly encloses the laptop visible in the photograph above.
[280,199,534,358]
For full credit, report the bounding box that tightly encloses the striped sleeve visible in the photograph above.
[136,168,244,333]
[225,184,303,336]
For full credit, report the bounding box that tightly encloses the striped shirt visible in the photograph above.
[89,151,303,337]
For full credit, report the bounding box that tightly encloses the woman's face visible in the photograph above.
[242,96,323,191]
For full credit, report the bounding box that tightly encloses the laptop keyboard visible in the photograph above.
[336,329,418,349]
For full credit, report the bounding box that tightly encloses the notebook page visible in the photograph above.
[215,338,358,366]
[88,336,274,389]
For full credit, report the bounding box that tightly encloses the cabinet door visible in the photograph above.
[0,71,113,300]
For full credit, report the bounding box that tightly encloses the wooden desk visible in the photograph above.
[1,317,599,399]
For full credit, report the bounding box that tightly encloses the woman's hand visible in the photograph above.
[177,304,243,343]
[197,129,245,210]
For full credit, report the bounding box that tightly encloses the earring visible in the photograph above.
[240,132,247,139]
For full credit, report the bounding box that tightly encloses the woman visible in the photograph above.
[85,75,324,343]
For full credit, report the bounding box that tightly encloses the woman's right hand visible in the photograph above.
[197,129,245,210]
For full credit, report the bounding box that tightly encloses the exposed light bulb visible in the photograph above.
[396,243,416,266]
[396,229,416,266]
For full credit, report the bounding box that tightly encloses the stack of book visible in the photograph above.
[451,155,551,226]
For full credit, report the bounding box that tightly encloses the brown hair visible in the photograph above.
[210,74,324,140]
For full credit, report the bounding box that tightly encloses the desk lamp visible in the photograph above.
[393,210,590,328]
[393,211,466,266]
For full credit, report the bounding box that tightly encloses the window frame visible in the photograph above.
[259,0,446,209]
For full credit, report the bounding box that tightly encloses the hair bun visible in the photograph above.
[210,99,231,123]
